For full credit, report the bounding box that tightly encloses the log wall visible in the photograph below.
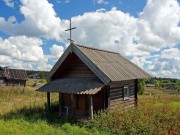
[109,80,137,111]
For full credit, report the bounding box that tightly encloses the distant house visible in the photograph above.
[165,84,175,90]
[28,73,40,79]
[0,67,27,86]
[38,43,151,119]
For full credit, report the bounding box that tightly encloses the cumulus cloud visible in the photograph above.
[3,0,14,8]
[0,0,65,41]
[146,48,180,79]
[63,0,180,78]
[50,44,64,58]
[0,36,52,71]
[136,0,180,52]
[67,7,137,56]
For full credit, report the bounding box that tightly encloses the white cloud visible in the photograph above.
[65,0,70,3]
[0,36,52,71]
[0,0,64,41]
[94,0,108,4]
[50,44,64,58]
[3,0,14,8]
[66,8,137,56]
[146,48,180,79]
[136,0,180,52]
[0,36,44,62]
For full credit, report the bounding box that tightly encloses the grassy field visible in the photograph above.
[0,79,180,135]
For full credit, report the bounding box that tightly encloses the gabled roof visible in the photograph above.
[0,67,27,81]
[47,43,151,84]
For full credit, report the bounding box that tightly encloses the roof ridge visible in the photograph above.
[75,43,119,54]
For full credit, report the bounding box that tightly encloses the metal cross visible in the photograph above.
[65,19,76,44]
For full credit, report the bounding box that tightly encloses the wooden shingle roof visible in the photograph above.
[47,43,151,84]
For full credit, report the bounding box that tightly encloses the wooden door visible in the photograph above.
[75,95,85,116]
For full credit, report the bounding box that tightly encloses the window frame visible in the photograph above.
[123,85,130,100]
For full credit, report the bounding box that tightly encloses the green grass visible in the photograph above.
[0,81,180,135]
[170,102,180,109]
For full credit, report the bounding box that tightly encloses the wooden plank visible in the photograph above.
[110,80,135,86]
[89,95,94,119]
[110,91,122,96]
[135,79,138,106]
[71,94,75,117]
[47,44,72,81]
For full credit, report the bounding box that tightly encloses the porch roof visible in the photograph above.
[37,77,104,95]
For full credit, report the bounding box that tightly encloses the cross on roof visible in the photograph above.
[65,19,76,44]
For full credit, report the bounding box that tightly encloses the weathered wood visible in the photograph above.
[103,88,106,109]
[47,92,50,112]
[89,95,93,119]
[59,93,62,117]
[48,44,72,81]
[53,53,96,79]
[73,46,110,84]
[71,94,75,117]
[109,80,136,109]
[135,79,138,106]
[107,86,110,111]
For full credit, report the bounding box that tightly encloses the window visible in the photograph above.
[123,85,130,100]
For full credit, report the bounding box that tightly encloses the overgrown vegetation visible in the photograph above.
[138,79,146,95]
[0,79,180,135]
[82,88,180,134]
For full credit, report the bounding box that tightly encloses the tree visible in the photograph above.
[138,79,146,95]
[154,80,159,87]
[39,72,45,79]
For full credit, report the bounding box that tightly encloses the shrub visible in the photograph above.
[138,79,146,95]
[84,104,180,134]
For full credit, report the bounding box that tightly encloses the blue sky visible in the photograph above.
[0,0,180,79]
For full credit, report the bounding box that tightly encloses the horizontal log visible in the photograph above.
[110,96,135,103]
[110,100,135,109]
[110,80,135,85]
[110,91,122,96]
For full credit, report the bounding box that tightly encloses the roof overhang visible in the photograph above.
[37,77,105,95]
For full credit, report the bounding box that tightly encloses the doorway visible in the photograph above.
[75,94,85,117]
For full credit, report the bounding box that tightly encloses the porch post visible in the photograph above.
[59,93,62,116]
[89,95,93,119]
[71,94,75,118]
[135,79,138,107]
[103,87,106,110]
[47,92,50,112]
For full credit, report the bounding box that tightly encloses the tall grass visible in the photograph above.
[0,83,179,135]
[82,104,180,134]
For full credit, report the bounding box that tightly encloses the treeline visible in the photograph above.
[146,77,180,89]
[26,70,49,79]
[138,77,180,95]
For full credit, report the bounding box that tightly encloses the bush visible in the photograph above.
[138,79,145,95]
[84,105,180,134]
